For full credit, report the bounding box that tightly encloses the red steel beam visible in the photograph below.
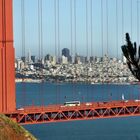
[3,100,140,125]
[0,0,16,112]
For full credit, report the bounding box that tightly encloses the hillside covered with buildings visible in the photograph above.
[15,48,137,84]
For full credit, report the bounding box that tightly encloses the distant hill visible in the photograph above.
[0,114,36,140]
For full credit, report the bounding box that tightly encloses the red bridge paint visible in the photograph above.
[0,0,16,112]
[5,100,140,125]
[1,0,140,125]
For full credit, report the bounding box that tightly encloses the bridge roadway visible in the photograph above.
[4,100,140,125]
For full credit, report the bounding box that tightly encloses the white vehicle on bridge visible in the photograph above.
[64,101,80,106]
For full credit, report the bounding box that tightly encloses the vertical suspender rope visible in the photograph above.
[38,0,41,61]
[131,0,132,38]
[21,0,25,58]
[106,0,108,56]
[21,0,26,107]
[90,0,93,58]
[54,0,58,104]
[38,0,43,60]
[116,0,118,59]
[116,0,118,101]
[54,0,59,104]
[137,0,140,100]
[106,0,110,100]
[120,0,128,100]
[38,0,41,106]
[101,0,103,61]
[70,0,74,100]
[122,0,124,44]
[57,0,60,103]
[90,0,94,101]
[137,0,139,45]
[74,0,77,100]
[40,0,43,60]
[116,0,118,76]
[101,0,104,101]
[74,0,77,56]
[101,0,104,87]
[70,0,73,63]
[130,0,134,98]
[86,0,88,60]
[54,0,57,62]
[40,0,44,107]
[57,0,60,62]
[38,0,44,106]
[86,0,89,102]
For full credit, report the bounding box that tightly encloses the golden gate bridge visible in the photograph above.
[1,0,140,125]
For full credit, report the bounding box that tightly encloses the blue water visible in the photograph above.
[16,83,140,140]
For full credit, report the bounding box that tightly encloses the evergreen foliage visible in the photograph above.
[121,33,140,81]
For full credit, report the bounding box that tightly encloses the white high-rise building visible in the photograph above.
[62,55,68,64]
[51,56,56,65]
[16,59,23,71]
[28,49,31,63]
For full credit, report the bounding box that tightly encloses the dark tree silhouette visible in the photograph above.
[121,33,140,81]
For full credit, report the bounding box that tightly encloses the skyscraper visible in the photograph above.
[62,48,70,58]
[62,48,71,63]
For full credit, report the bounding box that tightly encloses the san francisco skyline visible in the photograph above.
[13,0,140,58]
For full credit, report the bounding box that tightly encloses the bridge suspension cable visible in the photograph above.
[57,0,60,62]
[122,0,124,44]
[54,0,57,62]
[38,0,45,106]
[101,0,103,59]
[54,0,61,104]
[54,0,58,104]
[131,0,133,38]
[74,0,77,56]
[86,0,88,96]
[38,0,43,61]
[106,0,109,56]
[90,0,93,58]
[86,0,89,59]
[116,0,118,59]
[21,0,26,107]
[21,0,25,57]
[70,0,75,100]
[70,0,73,62]
[137,0,139,45]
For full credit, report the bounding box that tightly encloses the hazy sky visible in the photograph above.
[13,0,140,58]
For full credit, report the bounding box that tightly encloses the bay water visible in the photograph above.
[16,83,140,140]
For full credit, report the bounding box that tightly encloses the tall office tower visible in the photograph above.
[62,48,71,62]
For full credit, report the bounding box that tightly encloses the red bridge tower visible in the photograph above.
[0,0,15,112]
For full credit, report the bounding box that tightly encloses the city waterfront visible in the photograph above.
[15,54,137,84]
[16,82,140,140]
